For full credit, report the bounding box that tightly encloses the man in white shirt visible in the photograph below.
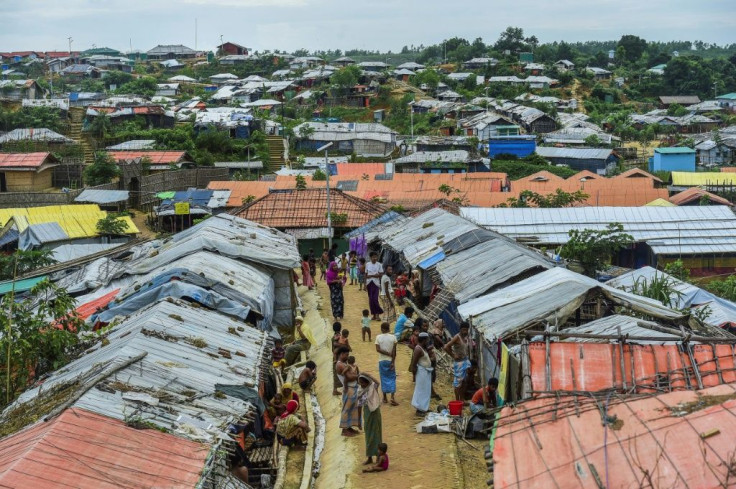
[365,252,384,320]
[375,321,399,405]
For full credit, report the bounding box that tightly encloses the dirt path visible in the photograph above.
[309,277,488,489]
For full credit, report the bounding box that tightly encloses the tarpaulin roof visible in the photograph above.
[457,267,689,341]
[75,288,119,319]
[18,222,68,250]
[493,383,736,489]
[111,250,275,329]
[560,315,682,344]
[50,243,124,264]
[377,208,478,266]
[5,299,267,442]
[0,408,208,489]
[607,266,736,328]
[0,205,138,238]
[343,211,408,240]
[0,276,46,296]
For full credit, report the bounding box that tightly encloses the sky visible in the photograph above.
[0,0,734,54]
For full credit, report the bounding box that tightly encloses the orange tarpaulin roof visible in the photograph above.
[494,383,736,488]
[76,289,120,320]
[0,408,209,489]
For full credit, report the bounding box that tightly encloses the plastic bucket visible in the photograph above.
[448,400,463,416]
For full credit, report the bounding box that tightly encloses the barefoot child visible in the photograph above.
[347,355,359,376]
[358,257,367,291]
[338,329,352,352]
[361,309,372,341]
[363,443,389,473]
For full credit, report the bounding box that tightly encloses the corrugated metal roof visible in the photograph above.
[105,139,156,150]
[0,408,209,489]
[536,146,613,160]
[435,235,553,303]
[207,189,231,209]
[0,205,138,238]
[344,211,408,240]
[460,205,736,253]
[393,150,471,164]
[457,267,687,341]
[561,315,681,343]
[106,150,189,164]
[0,129,73,144]
[671,171,736,186]
[0,152,55,169]
[74,189,130,204]
[6,299,266,441]
[655,146,696,154]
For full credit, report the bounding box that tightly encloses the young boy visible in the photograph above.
[363,443,389,473]
[358,257,367,291]
[338,329,352,352]
[298,360,318,391]
[271,339,286,368]
[349,251,358,285]
[361,309,372,341]
[347,355,359,376]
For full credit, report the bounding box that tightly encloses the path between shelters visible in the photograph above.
[307,277,487,489]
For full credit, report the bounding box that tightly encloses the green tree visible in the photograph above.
[96,214,128,236]
[312,169,327,181]
[1,280,85,406]
[83,152,120,186]
[411,69,440,91]
[560,223,634,277]
[87,113,112,138]
[295,175,307,190]
[0,250,56,281]
[617,35,647,63]
[117,76,158,97]
[666,103,689,117]
[499,189,589,208]
[663,259,691,282]
[331,65,361,96]
[584,134,603,147]
[494,27,527,53]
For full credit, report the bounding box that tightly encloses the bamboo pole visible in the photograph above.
[5,253,18,405]
[523,330,736,344]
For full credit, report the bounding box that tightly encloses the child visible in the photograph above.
[332,322,343,396]
[361,309,372,342]
[363,443,389,473]
[298,360,318,390]
[395,272,409,305]
[349,251,359,285]
[358,257,367,291]
[271,339,286,368]
[347,355,359,376]
[338,329,352,352]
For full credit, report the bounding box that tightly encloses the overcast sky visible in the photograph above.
[1,0,734,53]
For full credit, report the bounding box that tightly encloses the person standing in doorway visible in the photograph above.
[365,252,384,320]
[444,322,472,401]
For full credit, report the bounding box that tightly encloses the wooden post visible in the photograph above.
[520,339,531,400]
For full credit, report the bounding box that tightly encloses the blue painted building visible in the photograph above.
[488,135,537,159]
[649,147,696,173]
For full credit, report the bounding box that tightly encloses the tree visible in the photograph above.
[617,35,647,63]
[116,76,158,97]
[708,275,736,302]
[667,103,689,117]
[1,280,85,406]
[560,223,634,277]
[96,214,128,236]
[0,250,56,281]
[83,152,120,186]
[584,134,603,147]
[499,189,589,208]
[331,65,361,96]
[495,27,527,53]
[411,69,440,91]
[295,175,307,190]
[312,169,327,181]
[87,113,112,138]
[663,259,691,282]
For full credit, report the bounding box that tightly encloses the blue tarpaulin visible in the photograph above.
[417,251,446,269]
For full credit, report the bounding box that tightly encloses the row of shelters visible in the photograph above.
[0,213,302,488]
[365,207,736,488]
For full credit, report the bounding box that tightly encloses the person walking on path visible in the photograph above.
[357,373,383,465]
[319,249,329,281]
[336,346,362,436]
[301,254,315,290]
[444,322,472,401]
[326,261,345,320]
[365,252,384,320]
[374,322,399,406]
[331,322,343,396]
[410,332,433,416]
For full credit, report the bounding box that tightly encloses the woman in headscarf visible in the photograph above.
[410,332,434,416]
[301,254,315,290]
[275,400,310,447]
[358,373,383,465]
[336,346,362,437]
[326,261,345,320]
[365,252,384,320]
[284,316,312,365]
